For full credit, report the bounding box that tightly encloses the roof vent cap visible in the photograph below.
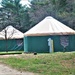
[45,16,53,19]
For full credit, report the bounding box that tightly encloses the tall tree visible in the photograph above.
[0,0,31,32]
[1,0,22,26]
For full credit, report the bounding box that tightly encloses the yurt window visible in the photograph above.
[60,35,69,48]
[17,39,23,47]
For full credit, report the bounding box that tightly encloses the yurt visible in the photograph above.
[24,16,75,53]
[0,26,24,52]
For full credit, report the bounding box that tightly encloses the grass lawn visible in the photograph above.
[0,52,75,75]
[0,51,23,55]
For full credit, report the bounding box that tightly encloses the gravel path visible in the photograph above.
[0,64,37,75]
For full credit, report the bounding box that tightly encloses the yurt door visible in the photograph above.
[48,38,54,53]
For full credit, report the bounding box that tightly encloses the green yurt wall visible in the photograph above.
[24,35,75,53]
[24,36,49,53]
[0,39,23,52]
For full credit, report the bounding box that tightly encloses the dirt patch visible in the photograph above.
[60,59,75,68]
[0,64,38,75]
[0,54,19,58]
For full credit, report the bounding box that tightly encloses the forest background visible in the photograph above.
[0,0,75,32]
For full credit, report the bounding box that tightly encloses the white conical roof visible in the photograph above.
[0,26,24,39]
[24,16,75,36]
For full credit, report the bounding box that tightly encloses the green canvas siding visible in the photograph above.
[24,35,75,53]
[24,36,49,53]
[0,39,23,52]
[24,37,28,52]
[52,36,63,52]
[69,36,75,51]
